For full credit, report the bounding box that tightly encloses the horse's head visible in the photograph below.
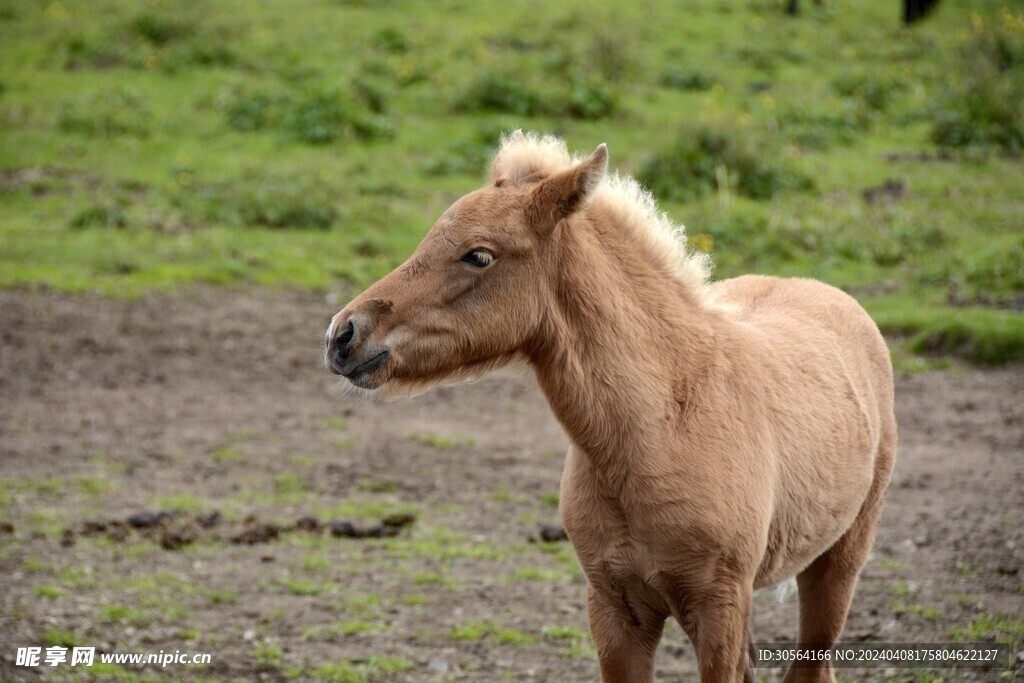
[324,133,608,397]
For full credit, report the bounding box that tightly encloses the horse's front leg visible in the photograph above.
[677,581,755,683]
[587,582,667,683]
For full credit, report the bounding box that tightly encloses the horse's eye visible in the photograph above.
[460,248,495,268]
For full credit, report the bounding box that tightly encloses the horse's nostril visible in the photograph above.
[337,319,355,347]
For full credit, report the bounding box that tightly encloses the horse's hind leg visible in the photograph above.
[784,432,896,683]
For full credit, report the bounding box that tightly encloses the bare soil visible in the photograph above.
[0,288,1021,682]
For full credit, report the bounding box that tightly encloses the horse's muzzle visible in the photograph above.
[324,314,390,384]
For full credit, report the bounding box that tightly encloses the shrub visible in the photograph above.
[224,87,392,144]
[70,204,128,229]
[832,72,906,112]
[930,16,1024,154]
[638,128,813,202]
[454,69,617,120]
[777,100,872,151]
[129,14,194,46]
[661,67,716,92]
[179,173,341,230]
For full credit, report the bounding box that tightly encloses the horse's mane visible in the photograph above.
[492,132,714,306]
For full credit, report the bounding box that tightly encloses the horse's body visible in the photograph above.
[324,133,896,683]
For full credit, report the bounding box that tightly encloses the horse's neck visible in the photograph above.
[529,214,717,472]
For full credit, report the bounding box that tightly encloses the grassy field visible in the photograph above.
[1,0,1022,363]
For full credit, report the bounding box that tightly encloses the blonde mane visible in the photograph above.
[492,132,714,305]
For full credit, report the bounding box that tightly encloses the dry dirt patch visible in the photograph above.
[0,288,1021,681]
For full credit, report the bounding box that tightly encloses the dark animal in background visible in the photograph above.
[786,0,941,24]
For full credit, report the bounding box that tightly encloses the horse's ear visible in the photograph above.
[529,143,608,232]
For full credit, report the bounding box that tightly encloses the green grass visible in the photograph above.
[451,621,537,646]
[1,0,1021,363]
[951,613,1024,649]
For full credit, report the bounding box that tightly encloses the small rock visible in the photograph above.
[197,511,222,528]
[128,511,167,529]
[995,565,1018,576]
[293,515,321,532]
[427,659,449,674]
[0,521,13,534]
[329,521,358,538]
[365,525,401,538]
[80,520,108,535]
[160,530,194,551]
[539,524,568,543]
[231,523,280,545]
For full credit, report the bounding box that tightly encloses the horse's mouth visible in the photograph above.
[339,348,391,386]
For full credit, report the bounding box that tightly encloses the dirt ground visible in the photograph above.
[0,288,1021,682]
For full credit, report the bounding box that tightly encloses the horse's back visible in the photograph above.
[712,274,893,404]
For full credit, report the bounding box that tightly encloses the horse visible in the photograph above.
[323,131,897,683]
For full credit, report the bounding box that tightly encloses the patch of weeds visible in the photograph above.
[407,432,475,450]
[451,621,536,646]
[130,14,194,46]
[402,593,430,606]
[273,472,310,503]
[832,71,906,113]
[336,619,379,636]
[101,604,153,628]
[504,567,567,583]
[224,87,392,144]
[251,642,282,670]
[317,416,349,430]
[422,138,493,177]
[69,203,129,230]
[411,571,454,588]
[35,585,62,599]
[302,553,330,572]
[74,475,118,497]
[540,491,560,507]
[889,579,916,598]
[57,87,151,138]
[178,171,341,230]
[453,68,617,120]
[153,494,204,513]
[931,15,1024,154]
[211,446,243,463]
[318,498,419,522]
[777,99,873,151]
[490,483,524,504]
[566,638,597,660]
[638,127,813,202]
[543,625,588,641]
[357,478,399,494]
[950,613,1024,649]
[23,556,48,573]
[661,66,716,92]
[371,26,410,53]
[207,589,238,605]
[383,527,505,562]
[890,343,952,376]
[311,662,366,683]
[43,629,82,648]
[889,601,942,620]
[279,576,328,596]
